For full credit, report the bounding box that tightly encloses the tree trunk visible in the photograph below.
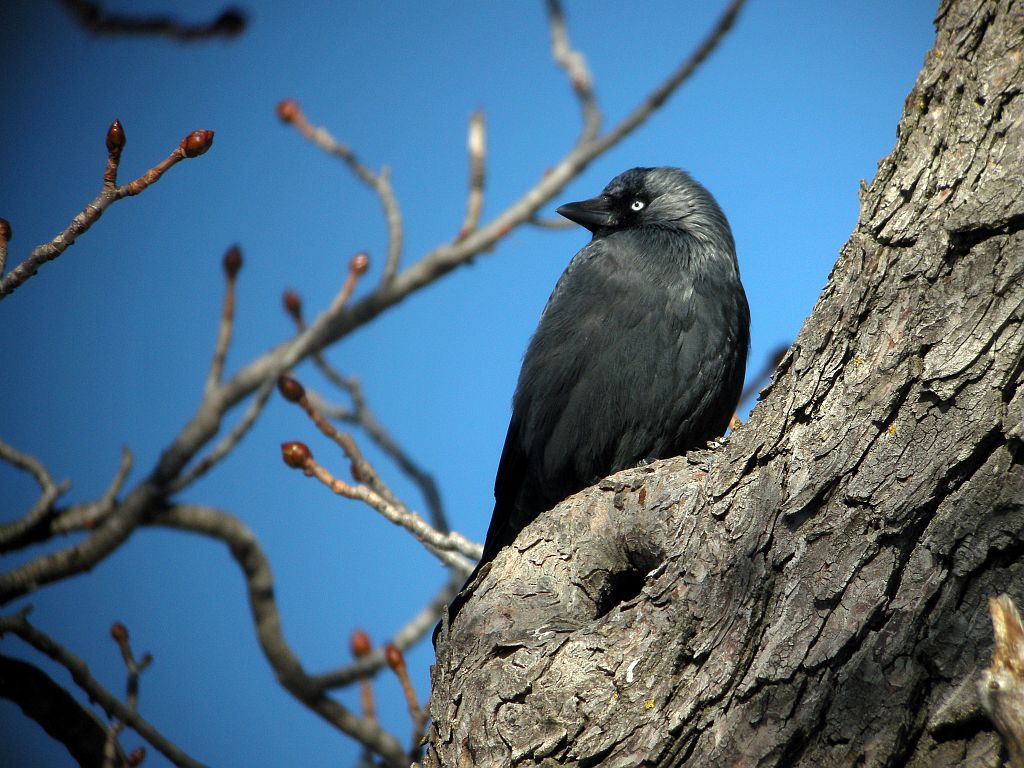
[428,0,1024,765]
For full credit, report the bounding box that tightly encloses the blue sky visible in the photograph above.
[2,2,936,766]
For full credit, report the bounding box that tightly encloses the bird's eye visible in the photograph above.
[630,199,645,211]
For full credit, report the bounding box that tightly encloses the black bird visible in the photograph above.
[444,166,749,633]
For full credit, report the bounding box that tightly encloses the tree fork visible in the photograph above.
[429,0,1024,765]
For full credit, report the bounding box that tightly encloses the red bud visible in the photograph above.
[110,622,128,642]
[276,99,300,123]
[282,289,302,320]
[127,747,146,766]
[350,461,363,483]
[350,628,372,658]
[350,252,370,276]
[0,218,10,242]
[277,374,305,403]
[281,441,311,469]
[106,119,126,153]
[181,129,215,158]
[222,245,242,277]
[384,643,405,673]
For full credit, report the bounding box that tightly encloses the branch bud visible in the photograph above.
[212,8,246,36]
[384,643,405,674]
[0,218,10,242]
[222,244,242,277]
[277,374,305,403]
[280,441,311,469]
[276,99,300,123]
[127,747,146,766]
[282,289,303,320]
[106,119,126,153]
[110,622,129,642]
[181,129,215,158]
[350,251,370,276]
[350,628,372,658]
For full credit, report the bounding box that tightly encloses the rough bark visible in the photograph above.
[428,0,1024,766]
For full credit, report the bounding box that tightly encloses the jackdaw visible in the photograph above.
[444,166,749,632]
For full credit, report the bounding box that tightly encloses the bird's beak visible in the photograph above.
[556,196,616,233]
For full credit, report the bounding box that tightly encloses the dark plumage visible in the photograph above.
[445,166,749,633]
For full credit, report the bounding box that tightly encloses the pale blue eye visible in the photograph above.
[630,200,645,211]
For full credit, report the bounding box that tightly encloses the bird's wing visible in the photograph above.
[487,232,747,564]
[484,238,654,558]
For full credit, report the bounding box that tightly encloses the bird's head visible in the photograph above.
[556,167,733,255]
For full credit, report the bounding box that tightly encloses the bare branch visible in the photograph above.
[61,0,246,41]
[283,290,449,533]
[979,594,1024,768]
[308,386,449,533]
[0,439,69,551]
[0,610,206,768]
[278,373,402,509]
[52,446,133,535]
[384,644,426,760]
[150,504,409,768]
[0,652,126,767]
[277,100,404,285]
[585,0,746,158]
[280,441,478,571]
[104,621,153,768]
[0,0,745,607]
[545,0,600,143]
[457,111,487,240]
[349,630,378,727]
[205,245,243,396]
[312,574,461,690]
[0,438,59,491]
[170,377,275,494]
[0,125,214,300]
[174,3,749,529]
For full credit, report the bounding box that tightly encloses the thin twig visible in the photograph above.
[0,126,214,300]
[0,439,69,550]
[349,630,377,727]
[308,387,449,533]
[384,644,426,760]
[456,111,486,240]
[169,377,275,494]
[546,0,601,143]
[283,291,449,533]
[584,0,746,158]
[104,622,152,768]
[311,572,461,690]
[52,446,133,535]
[278,101,403,285]
[0,610,206,768]
[205,245,242,396]
[61,0,246,40]
[279,373,401,509]
[0,438,58,490]
[281,442,478,570]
